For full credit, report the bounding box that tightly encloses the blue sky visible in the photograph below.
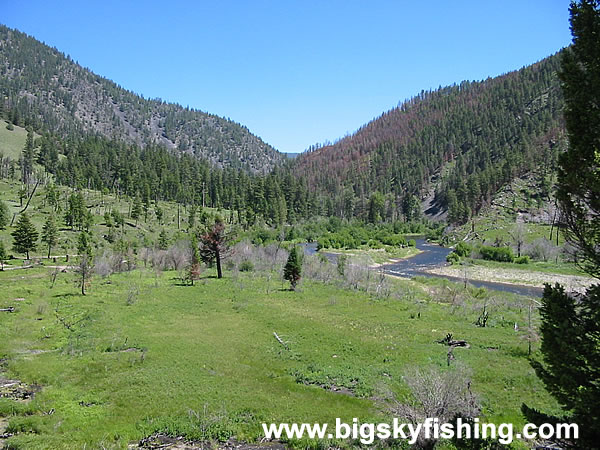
[4,1,572,153]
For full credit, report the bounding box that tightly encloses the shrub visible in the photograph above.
[239,260,254,272]
[446,252,461,264]
[454,241,472,258]
[514,255,530,264]
[407,239,416,247]
[479,245,514,263]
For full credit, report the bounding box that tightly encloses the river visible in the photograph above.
[302,239,544,297]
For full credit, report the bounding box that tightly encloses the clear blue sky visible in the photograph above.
[3,1,572,153]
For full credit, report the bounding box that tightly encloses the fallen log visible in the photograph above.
[437,333,470,348]
[0,307,15,312]
[273,331,289,350]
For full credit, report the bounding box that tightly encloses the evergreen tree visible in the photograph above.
[21,129,35,185]
[45,183,60,212]
[65,192,85,230]
[526,3,600,446]
[155,205,164,225]
[283,246,302,291]
[11,213,38,259]
[367,191,385,223]
[186,233,202,285]
[557,0,600,277]
[131,195,142,225]
[41,214,58,258]
[0,199,9,230]
[157,229,169,250]
[77,231,93,259]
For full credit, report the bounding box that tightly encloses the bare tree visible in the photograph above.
[75,254,94,296]
[377,365,480,449]
[509,223,527,258]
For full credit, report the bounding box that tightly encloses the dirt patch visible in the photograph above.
[133,434,286,449]
[0,376,41,402]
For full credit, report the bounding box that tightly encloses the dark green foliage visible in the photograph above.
[77,231,93,259]
[11,213,38,259]
[514,255,530,264]
[446,252,460,264]
[527,5,600,447]
[283,246,302,290]
[529,284,600,447]
[157,229,169,250]
[336,254,347,277]
[478,245,514,263]
[131,195,142,225]
[0,199,9,229]
[65,192,85,230]
[239,260,254,272]
[41,214,58,258]
[21,129,35,185]
[557,0,600,277]
[187,233,201,285]
[294,52,565,223]
[454,241,472,257]
[0,24,283,174]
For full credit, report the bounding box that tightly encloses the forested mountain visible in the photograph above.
[292,52,566,224]
[0,25,284,173]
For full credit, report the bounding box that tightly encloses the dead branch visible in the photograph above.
[273,331,289,350]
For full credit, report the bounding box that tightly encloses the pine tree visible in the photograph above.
[21,129,35,185]
[557,0,600,277]
[41,215,58,259]
[11,213,38,259]
[131,195,142,225]
[155,205,163,225]
[0,200,9,230]
[157,229,169,250]
[526,2,600,446]
[186,233,202,285]
[77,231,93,259]
[283,246,302,291]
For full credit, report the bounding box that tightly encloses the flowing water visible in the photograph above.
[301,239,544,297]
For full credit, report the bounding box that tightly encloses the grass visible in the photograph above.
[466,258,589,277]
[0,178,225,260]
[0,120,28,161]
[0,265,562,448]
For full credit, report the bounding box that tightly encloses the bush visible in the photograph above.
[446,252,461,264]
[407,239,416,247]
[514,255,530,264]
[454,241,472,258]
[479,245,514,263]
[239,260,254,272]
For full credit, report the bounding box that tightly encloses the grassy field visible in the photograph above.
[0,178,225,260]
[0,120,31,161]
[0,264,562,449]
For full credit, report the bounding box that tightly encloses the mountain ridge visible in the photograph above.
[291,52,566,223]
[0,24,284,173]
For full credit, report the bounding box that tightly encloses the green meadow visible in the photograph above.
[0,264,561,449]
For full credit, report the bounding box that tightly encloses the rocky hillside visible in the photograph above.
[0,25,284,173]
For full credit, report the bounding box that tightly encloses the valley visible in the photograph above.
[1,3,599,447]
